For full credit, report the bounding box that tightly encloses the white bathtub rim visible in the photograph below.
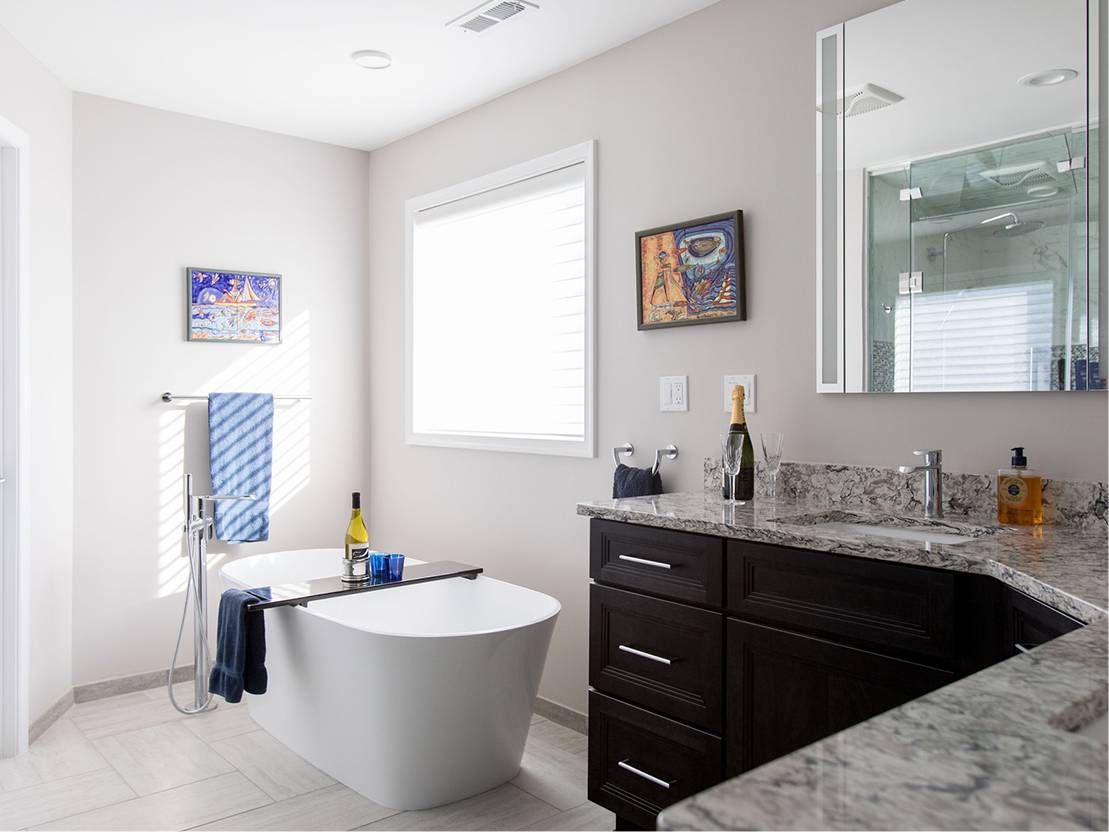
[219,551,561,640]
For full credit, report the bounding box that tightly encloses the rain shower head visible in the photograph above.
[992,220,1044,237]
[980,212,1044,236]
[978,162,1055,188]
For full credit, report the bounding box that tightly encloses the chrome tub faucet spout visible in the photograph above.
[898,449,943,519]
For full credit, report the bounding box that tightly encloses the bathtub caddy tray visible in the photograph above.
[246,560,483,611]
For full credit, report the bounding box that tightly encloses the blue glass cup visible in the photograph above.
[387,553,405,582]
[370,552,389,581]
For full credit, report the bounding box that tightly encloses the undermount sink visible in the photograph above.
[807,521,978,546]
[769,510,995,546]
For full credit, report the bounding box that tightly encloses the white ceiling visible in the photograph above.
[843,0,1089,170]
[0,0,720,150]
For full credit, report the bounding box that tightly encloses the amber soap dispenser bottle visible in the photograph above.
[997,447,1043,526]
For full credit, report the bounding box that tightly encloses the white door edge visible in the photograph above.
[0,113,29,758]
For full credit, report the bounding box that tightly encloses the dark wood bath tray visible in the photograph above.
[246,561,483,611]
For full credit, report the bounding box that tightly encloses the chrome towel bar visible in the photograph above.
[161,391,312,403]
[612,442,679,473]
[652,444,678,475]
[612,443,634,467]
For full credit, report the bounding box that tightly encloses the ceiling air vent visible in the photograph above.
[447,1,538,34]
[817,83,903,117]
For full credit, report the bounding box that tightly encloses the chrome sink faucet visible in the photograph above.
[898,449,943,519]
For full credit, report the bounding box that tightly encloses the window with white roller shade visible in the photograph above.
[405,142,595,456]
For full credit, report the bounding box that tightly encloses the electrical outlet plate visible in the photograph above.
[659,375,689,412]
[723,374,756,413]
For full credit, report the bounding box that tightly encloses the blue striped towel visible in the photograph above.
[209,393,274,543]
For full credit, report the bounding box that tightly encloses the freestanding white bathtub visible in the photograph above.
[220,548,560,810]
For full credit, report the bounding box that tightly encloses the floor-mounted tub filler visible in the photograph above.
[220,548,560,810]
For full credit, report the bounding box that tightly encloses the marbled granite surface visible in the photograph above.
[704,459,1108,528]
[579,492,1107,621]
[575,492,1109,830]
[661,620,1108,831]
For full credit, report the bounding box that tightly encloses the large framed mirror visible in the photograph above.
[817,0,1102,392]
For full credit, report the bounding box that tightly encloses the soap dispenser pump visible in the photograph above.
[997,447,1043,526]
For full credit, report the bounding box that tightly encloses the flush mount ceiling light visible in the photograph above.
[1017,68,1078,87]
[352,50,392,70]
[1027,184,1061,199]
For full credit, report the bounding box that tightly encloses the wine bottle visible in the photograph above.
[722,385,755,501]
[345,492,369,562]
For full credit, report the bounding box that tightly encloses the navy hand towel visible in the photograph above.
[613,464,663,498]
[209,588,270,704]
[209,392,273,542]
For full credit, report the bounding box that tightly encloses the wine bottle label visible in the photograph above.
[345,543,369,561]
[999,476,1028,507]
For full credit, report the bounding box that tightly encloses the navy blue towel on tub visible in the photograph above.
[208,392,274,543]
[209,588,270,703]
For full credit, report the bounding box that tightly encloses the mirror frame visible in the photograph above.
[815,0,1102,394]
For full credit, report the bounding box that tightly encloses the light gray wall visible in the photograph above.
[367,0,1108,713]
[0,24,75,723]
[72,95,370,686]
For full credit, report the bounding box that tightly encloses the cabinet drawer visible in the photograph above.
[590,585,723,731]
[588,691,722,830]
[726,540,955,663]
[726,618,952,776]
[1005,587,1083,655]
[591,519,724,607]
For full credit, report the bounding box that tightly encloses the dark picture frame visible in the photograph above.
[635,210,746,331]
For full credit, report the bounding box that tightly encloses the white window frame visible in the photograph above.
[404,140,596,457]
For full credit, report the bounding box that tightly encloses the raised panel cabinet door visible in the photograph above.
[725,618,952,776]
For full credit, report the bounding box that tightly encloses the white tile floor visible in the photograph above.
[0,684,613,831]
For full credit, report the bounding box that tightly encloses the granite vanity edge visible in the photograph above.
[657,618,1109,832]
[576,501,1107,624]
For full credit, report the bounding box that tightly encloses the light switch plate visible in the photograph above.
[723,374,756,413]
[659,375,689,412]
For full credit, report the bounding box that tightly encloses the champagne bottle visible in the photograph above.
[345,492,369,561]
[722,385,755,501]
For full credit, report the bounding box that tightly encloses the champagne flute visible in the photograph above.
[721,432,747,505]
[760,432,784,498]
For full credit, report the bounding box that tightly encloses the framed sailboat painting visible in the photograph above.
[635,210,745,330]
[186,267,282,344]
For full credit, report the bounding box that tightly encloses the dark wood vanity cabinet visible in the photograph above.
[725,619,952,776]
[585,518,1085,830]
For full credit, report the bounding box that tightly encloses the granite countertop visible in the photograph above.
[576,492,1109,830]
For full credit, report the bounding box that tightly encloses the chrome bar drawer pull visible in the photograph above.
[1015,643,1033,654]
[618,644,673,665]
[618,760,673,789]
[617,554,672,570]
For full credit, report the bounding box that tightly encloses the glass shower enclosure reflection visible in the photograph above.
[866,128,1099,391]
